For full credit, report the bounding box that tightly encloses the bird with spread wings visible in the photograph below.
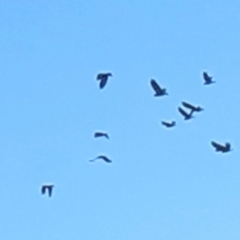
[41,184,54,197]
[96,73,112,89]
[211,141,232,153]
[150,79,168,97]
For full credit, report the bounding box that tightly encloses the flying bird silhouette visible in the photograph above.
[182,101,203,112]
[211,141,232,153]
[161,121,176,128]
[94,132,109,139]
[89,155,112,163]
[150,79,168,96]
[203,72,215,85]
[178,107,194,120]
[41,184,54,197]
[96,73,112,89]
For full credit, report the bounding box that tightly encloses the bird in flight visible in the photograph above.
[150,79,168,97]
[96,72,112,89]
[89,155,112,163]
[161,121,176,128]
[41,184,54,197]
[182,101,203,113]
[94,132,109,139]
[211,141,232,153]
[203,72,215,85]
[178,107,194,120]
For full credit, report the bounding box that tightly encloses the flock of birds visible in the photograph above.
[151,72,232,153]
[41,71,232,198]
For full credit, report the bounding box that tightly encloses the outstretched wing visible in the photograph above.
[182,101,196,111]
[178,107,188,118]
[211,141,224,151]
[150,79,162,93]
[103,158,112,163]
[99,78,108,89]
[48,186,53,197]
[203,72,210,80]
[203,72,213,84]
[98,155,112,163]
[41,186,46,195]
[161,121,169,127]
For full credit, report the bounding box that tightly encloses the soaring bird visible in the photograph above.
[94,132,109,139]
[161,121,176,128]
[178,107,194,120]
[182,101,203,112]
[211,141,232,153]
[89,155,112,163]
[96,72,112,89]
[150,79,168,96]
[203,72,215,85]
[41,184,54,197]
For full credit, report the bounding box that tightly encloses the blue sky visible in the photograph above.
[0,1,240,239]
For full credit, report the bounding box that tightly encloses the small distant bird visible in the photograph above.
[150,79,168,96]
[41,184,54,197]
[96,72,112,89]
[178,107,194,120]
[94,132,109,139]
[211,141,232,153]
[89,155,112,163]
[161,121,176,128]
[203,72,215,85]
[182,101,203,112]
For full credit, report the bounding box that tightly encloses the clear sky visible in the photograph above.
[0,1,240,239]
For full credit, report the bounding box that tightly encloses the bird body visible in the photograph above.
[96,72,112,89]
[41,184,54,197]
[182,101,203,112]
[94,132,109,139]
[203,72,215,85]
[178,107,194,120]
[89,155,112,163]
[150,79,168,96]
[161,121,176,128]
[211,141,232,152]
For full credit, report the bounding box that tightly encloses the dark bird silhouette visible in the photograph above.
[96,72,112,89]
[89,155,112,163]
[178,107,194,120]
[41,184,54,197]
[150,79,168,96]
[211,141,232,153]
[94,132,109,139]
[182,101,203,112]
[161,121,176,128]
[203,72,215,85]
